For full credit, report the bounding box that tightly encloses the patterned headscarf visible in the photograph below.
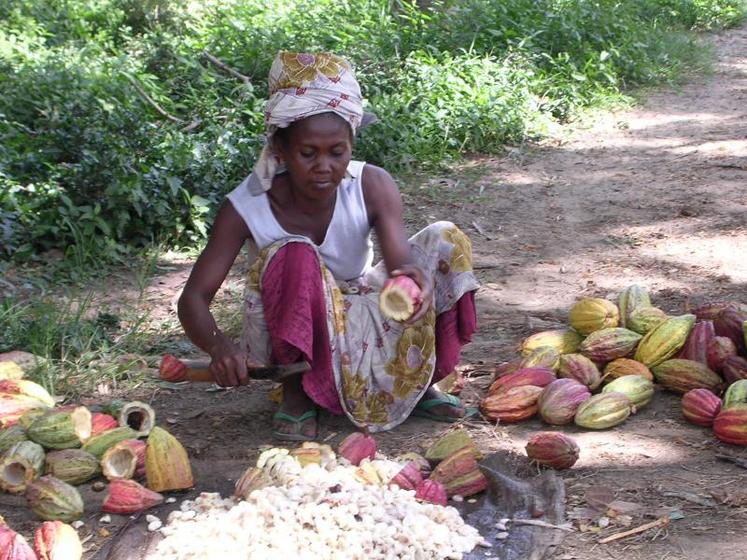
[241,51,370,195]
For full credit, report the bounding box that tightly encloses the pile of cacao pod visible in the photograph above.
[480,286,747,446]
[0,361,195,558]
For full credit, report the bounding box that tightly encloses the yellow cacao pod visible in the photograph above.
[574,392,632,429]
[145,426,194,492]
[569,298,619,335]
[634,314,696,367]
[520,329,583,357]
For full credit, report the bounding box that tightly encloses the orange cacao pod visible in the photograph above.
[487,367,556,395]
[480,385,543,423]
[602,358,653,383]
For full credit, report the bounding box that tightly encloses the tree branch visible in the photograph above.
[202,50,252,85]
[123,73,184,124]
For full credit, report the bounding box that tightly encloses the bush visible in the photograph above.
[0,0,744,261]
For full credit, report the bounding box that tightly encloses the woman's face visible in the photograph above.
[275,113,353,198]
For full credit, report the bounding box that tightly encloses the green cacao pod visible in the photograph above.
[25,475,84,522]
[713,403,747,445]
[627,307,668,335]
[45,449,101,485]
[520,329,583,357]
[602,358,653,384]
[574,392,632,429]
[618,285,651,329]
[634,314,696,367]
[518,346,560,371]
[723,380,747,409]
[578,328,642,363]
[651,359,723,395]
[568,298,619,335]
[0,440,45,493]
[82,426,138,459]
[27,407,92,450]
[0,424,28,454]
[602,375,654,408]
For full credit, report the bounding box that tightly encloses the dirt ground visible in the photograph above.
[4,21,747,560]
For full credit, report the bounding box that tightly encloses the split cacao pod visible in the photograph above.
[525,432,580,469]
[0,361,25,381]
[0,380,55,408]
[707,337,737,373]
[722,355,747,384]
[681,388,721,427]
[487,367,556,395]
[428,447,488,497]
[480,385,543,424]
[518,346,560,371]
[414,479,448,506]
[574,392,632,429]
[568,298,619,335]
[714,307,747,355]
[675,320,715,365]
[602,375,654,408]
[618,285,651,329]
[390,461,423,491]
[101,441,139,481]
[634,314,696,367]
[424,429,481,465]
[102,479,164,514]
[234,466,271,500]
[25,476,84,522]
[0,389,52,429]
[627,306,668,335]
[520,329,583,357]
[557,354,602,390]
[27,407,92,450]
[379,275,422,322]
[118,401,156,438]
[652,359,724,395]
[578,328,642,363]
[602,358,653,383]
[82,427,138,459]
[537,379,591,425]
[0,524,37,560]
[722,380,747,409]
[45,449,100,486]
[395,452,431,477]
[90,413,118,437]
[34,520,83,560]
[145,426,194,492]
[712,404,747,446]
[338,432,377,466]
[0,440,45,493]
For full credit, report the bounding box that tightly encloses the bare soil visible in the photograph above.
[4,22,747,560]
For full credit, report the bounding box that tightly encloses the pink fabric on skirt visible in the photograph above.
[261,243,477,414]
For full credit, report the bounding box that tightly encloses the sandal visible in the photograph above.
[272,409,318,442]
[411,393,478,423]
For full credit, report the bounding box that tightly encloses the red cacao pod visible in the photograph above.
[722,355,747,384]
[578,328,642,363]
[537,379,592,425]
[414,479,448,506]
[338,432,377,466]
[675,320,715,365]
[707,337,737,373]
[0,524,37,560]
[158,354,187,383]
[714,307,747,355]
[713,404,747,445]
[102,479,164,514]
[681,388,722,427]
[693,302,738,321]
[494,358,522,379]
[90,413,118,437]
[525,432,580,469]
[429,447,488,497]
[487,367,556,395]
[390,461,423,491]
[557,354,602,390]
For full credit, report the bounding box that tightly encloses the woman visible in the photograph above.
[178,51,480,441]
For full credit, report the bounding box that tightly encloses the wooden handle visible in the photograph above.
[182,367,215,382]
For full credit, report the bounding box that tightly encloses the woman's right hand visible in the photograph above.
[208,339,251,387]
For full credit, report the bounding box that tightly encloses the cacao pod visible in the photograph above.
[145,426,193,492]
[0,392,51,429]
[579,328,642,363]
[0,524,37,560]
[27,407,92,450]
[714,307,747,355]
[0,440,45,493]
[602,375,655,408]
[82,427,138,459]
[117,401,156,437]
[390,461,423,491]
[45,449,100,485]
[289,446,322,467]
[18,409,47,430]
[0,361,24,381]
[159,354,187,383]
[707,337,737,373]
[395,452,431,477]
[518,346,560,371]
[557,354,602,390]
[480,385,543,423]
[618,285,651,328]
[494,358,522,379]
[537,379,592,425]
[353,459,382,485]
[574,392,632,429]
[675,320,715,365]
[424,429,481,465]
[568,298,619,335]
[487,367,556,395]
[712,404,747,446]
[520,329,583,357]
[429,447,488,497]
[652,359,724,395]
[602,358,653,383]
[722,355,747,384]
[681,388,721,427]
[723,380,747,409]
[234,466,272,500]
[414,479,448,506]
[0,424,28,454]
[102,479,164,514]
[379,276,422,322]
[90,413,118,437]
[101,441,140,481]
[26,476,84,522]
[634,314,696,367]
[337,432,377,466]
[525,432,580,469]
[627,306,668,335]
[693,301,739,321]
[34,520,83,560]
[0,380,55,408]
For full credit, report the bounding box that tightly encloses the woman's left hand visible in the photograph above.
[391,264,433,325]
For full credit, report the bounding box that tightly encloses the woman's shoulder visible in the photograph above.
[360,162,397,192]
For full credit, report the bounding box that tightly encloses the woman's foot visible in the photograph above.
[272,375,318,441]
[414,387,467,420]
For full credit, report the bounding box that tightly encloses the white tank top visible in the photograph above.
[227,160,374,281]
